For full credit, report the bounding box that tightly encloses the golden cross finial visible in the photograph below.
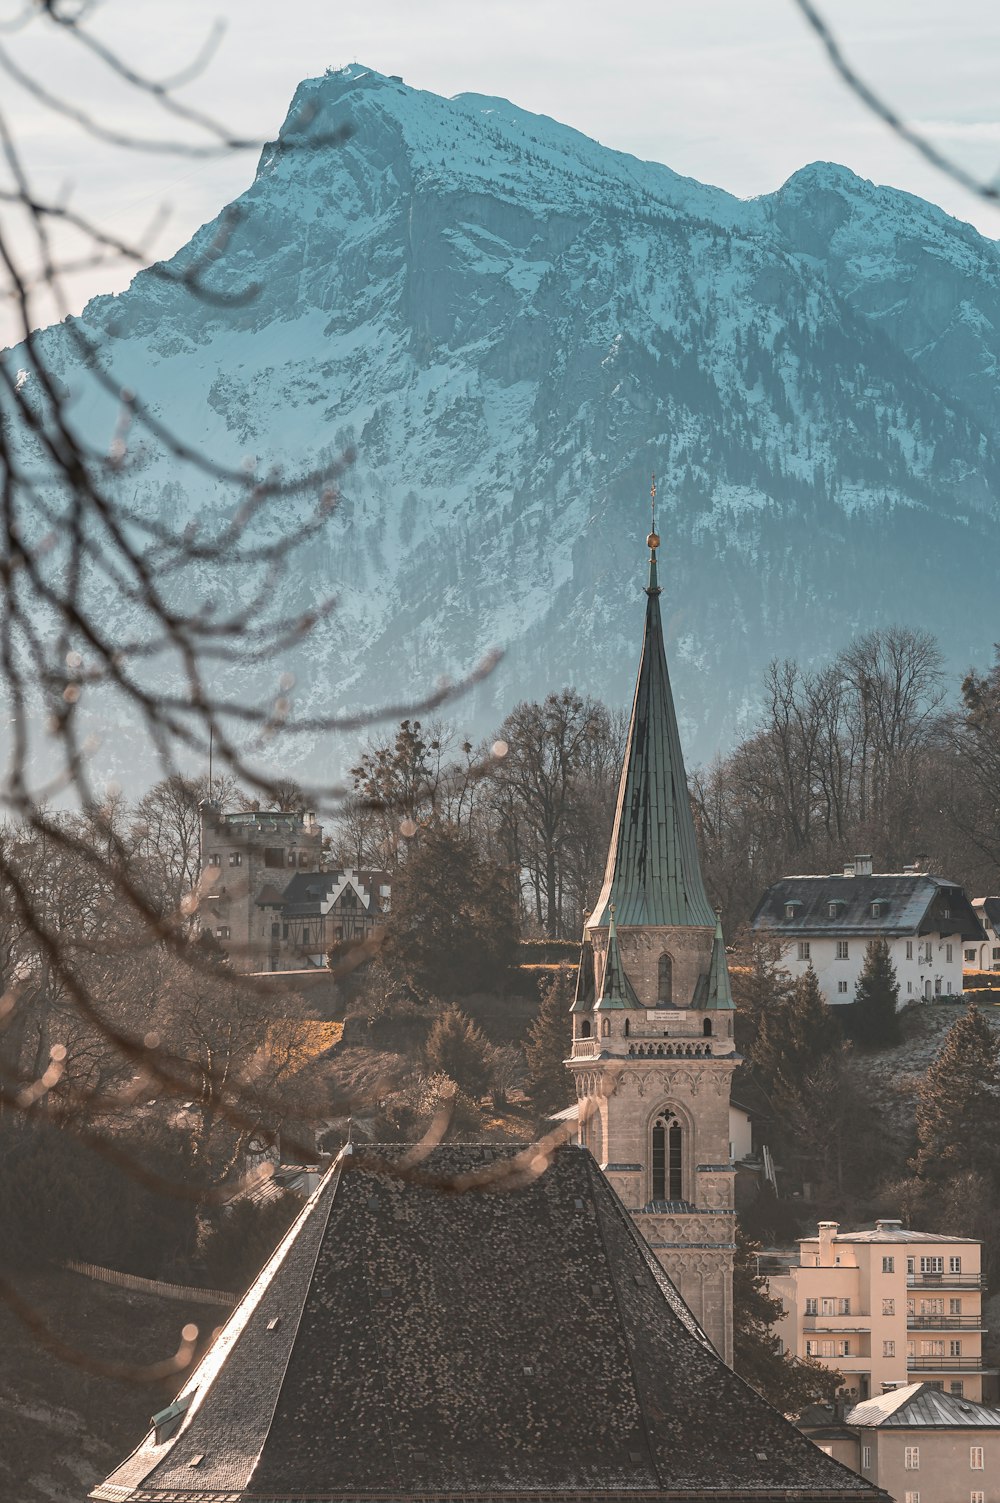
[647,474,660,553]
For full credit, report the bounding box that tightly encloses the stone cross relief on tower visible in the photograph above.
[567,490,737,1365]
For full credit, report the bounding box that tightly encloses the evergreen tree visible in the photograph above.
[729,931,795,1054]
[524,966,575,1114]
[848,938,900,1047]
[381,821,518,998]
[912,1005,1000,1186]
[752,966,841,1110]
[733,1227,841,1413]
[423,1005,492,1098]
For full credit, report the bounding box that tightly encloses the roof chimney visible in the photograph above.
[817,1221,839,1266]
[843,861,855,877]
[854,854,872,877]
[875,1219,903,1233]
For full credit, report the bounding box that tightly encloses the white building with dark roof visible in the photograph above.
[750,856,984,1006]
[966,897,1000,974]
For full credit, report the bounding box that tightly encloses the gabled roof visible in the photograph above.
[92,1144,884,1502]
[848,1381,1000,1429]
[589,543,716,932]
[750,873,984,941]
[280,867,390,918]
[974,896,1000,934]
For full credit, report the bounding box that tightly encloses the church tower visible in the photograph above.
[567,517,737,1364]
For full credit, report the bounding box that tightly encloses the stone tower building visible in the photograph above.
[567,529,737,1364]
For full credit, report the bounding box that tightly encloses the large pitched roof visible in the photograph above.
[589,546,716,932]
[750,873,983,940]
[847,1381,1000,1429]
[92,1145,883,1503]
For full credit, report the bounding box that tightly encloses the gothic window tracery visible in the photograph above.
[657,952,673,1003]
[652,1111,683,1201]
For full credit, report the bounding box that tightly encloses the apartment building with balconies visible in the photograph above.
[767,1219,992,1404]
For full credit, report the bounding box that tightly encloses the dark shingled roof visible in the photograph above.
[750,873,983,941]
[92,1145,885,1503]
[589,549,717,932]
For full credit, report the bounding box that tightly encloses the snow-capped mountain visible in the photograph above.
[7,65,1000,782]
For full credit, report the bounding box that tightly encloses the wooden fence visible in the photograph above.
[67,1260,237,1307]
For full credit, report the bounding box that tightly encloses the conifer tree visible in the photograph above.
[423,1004,492,1098]
[733,1227,840,1412]
[729,930,796,1054]
[752,965,841,1109]
[524,965,575,1113]
[381,821,518,998]
[849,937,900,1047]
[912,1005,1000,1186]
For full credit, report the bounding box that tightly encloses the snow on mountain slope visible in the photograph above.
[5,65,1000,785]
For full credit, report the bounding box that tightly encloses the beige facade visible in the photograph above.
[569,920,738,1365]
[199,804,323,971]
[769,1219,990,1403]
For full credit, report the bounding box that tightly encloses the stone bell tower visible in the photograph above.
[567,518,737,1364]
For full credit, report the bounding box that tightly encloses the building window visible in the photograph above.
[971,1492,984,1503]
[836,940,849,959]
[841,1341,851,1356]
[921,1299,943,1316]
[950,1340,962,1357]
[206,852,221,866]
[950,1256,962,1274]
[579,1019,591,1038]
[862,1445,871,1470]
[947,980,953,994]
[904,1495,919,1503]
[805,1340,815,1356]
[883,1340,895,1357]
[821,1297,837,1315]
[271,923,280,939]
[951,1381,964,1397]
[651,1112,682,1201]
[828,902,839,918]
[922,1341,945,1357]
[264,848,284,868]
[838,980,848,993]
[904,1446,919,1470]
[971,1447,984,1470]
[839,1299,851,1315]
[907,1257,915,1275]
[965,948,977,962]
[950,1299,962,1315]
[906,940,914,959]
[298,850,309,866]
[657,952,673,1003]
[993,946,1000,961]
[601,1018,611,1038]
[798,941,811,961]
[216,926,230,939]
[871,901,883,918]
[883,1298,895,1314]
[883,1257,895,1274]
[228,852,242,866]
[946,943,953,963]
[805,1298,818,1316]
[921,1257,943,1275]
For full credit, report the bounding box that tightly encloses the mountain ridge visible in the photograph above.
[5,64,1000,785]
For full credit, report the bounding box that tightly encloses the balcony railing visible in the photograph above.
[907,1358,989,1372]
[571,1039,599,1059]
[803,1315,869,1333]
[906,1274,982,1289]
[908,1316,985,1331]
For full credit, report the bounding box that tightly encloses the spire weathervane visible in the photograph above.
[646,473,661,597]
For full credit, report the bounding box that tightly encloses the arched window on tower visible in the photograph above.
[658,953,673,1004]
[651,1112,683,1202]
[624,1017,630,1037]
[703,1017,712,1037]
[601,1017,611,1038]
[580,1019,591,1038]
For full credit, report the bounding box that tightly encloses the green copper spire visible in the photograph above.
[590,526,717,931]
[594,907,642,1011]
[705,911,735,1010]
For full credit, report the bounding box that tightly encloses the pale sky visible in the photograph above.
[3,0,1000,340]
